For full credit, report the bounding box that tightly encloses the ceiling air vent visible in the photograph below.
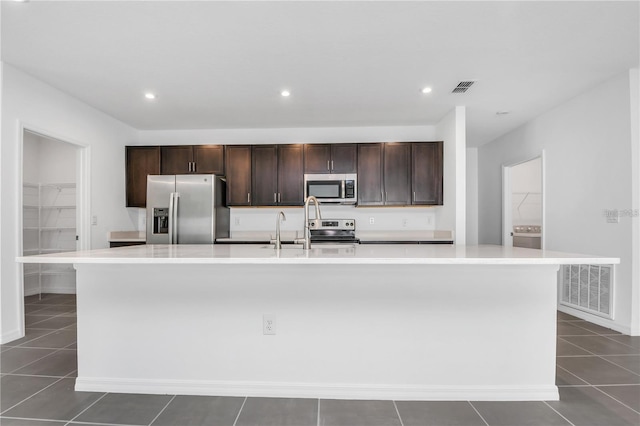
[452,80,476,93]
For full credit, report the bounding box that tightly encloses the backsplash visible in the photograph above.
[229,205,437,234]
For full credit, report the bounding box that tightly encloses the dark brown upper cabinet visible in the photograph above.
[251,145,278,206]
[357,144,384,206]
[276,144,304,206]
[225,145,252,206]
[411,142,443,205]
[358,142,411,206]
[383,143,412,205]
[252,144,304,206]
[304,144,357,174]
[125,146,160,207]
[160,145,224,175]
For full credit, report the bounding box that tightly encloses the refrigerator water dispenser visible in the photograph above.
[153,208,169,234]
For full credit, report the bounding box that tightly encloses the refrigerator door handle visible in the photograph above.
[168,193,175,244]
[173,192,180,244]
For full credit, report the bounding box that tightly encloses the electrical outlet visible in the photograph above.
[91,215,98,226]
[402,218,408,227]
[234,217,241,226]
[263,314,276,335]
[369,217,375,225]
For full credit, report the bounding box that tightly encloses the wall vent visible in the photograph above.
[559,264,613,318]
[452,81,476,93]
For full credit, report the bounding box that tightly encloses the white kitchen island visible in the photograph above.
[19,244,618,401]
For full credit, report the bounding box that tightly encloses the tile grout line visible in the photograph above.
[599,333,640,350]
[556,365,590,386]
[147,394,176,426]
[2,328,61,348]
[560,336,640,377]
[0,376,66,415]
[232,396,247,426]
[392,400,405,426]
[467,401,490,426]
[66,391,109,424]
[597,355,640,377]
[591,385,640,415]
[65,419,142,425]
[542,401,576,426]
[6,347,70,375]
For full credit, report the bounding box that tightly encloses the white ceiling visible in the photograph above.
[2,1,638,146]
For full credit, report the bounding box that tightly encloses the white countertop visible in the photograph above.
[17,244,619,266]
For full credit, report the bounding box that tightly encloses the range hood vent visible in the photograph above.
[452,81,476,93]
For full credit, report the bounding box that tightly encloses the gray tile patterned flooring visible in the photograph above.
[0,294,638,426]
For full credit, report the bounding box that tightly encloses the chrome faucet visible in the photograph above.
[274,211,286,250]
[302,196,322,250]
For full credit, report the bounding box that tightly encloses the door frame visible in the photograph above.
[501,151,545,249]
[18,123,91,299]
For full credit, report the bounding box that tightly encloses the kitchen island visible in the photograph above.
[18,244,618,401]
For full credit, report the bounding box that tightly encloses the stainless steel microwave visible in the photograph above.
[303,173,357,204]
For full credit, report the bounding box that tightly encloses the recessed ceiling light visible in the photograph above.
[280,90,291,97]
[421,87,432,94]
[144,93,156,100]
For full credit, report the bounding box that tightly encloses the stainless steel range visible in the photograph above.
[309,219,359,243]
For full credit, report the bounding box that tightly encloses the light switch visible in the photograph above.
[91,215,98,226]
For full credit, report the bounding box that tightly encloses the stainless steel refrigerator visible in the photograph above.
[146,175,229,244]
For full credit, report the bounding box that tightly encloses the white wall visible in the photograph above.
[466,147,478,245]
[24,132,77,183]
[477,70,637,334]
[136,126,436,146]
[1,64,138,343]
[630,68,639,335]
[434,106,466,244]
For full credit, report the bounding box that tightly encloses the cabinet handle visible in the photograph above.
[278,193,281,203]
[274,193,277,203]
[192,162,196,173]
[413,191,416,202]
[188,162,191,172]
[327,160,330,171]
[247,193,251,203]
[331,160,334,171]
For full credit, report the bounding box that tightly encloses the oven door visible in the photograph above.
[305,180,344,202]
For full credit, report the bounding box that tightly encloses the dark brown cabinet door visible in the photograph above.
[330,144,357,173]
[383,143,412,205]
[225,145,252,206]
[277,145,304,206]
[251,145,278,206]
[126,146,160,207]
[304,144,357,173]
[412,142,443,205]
[304,144,332,173]
[160,146,192,174]
[193,145,224,175]
[357,144,384,206]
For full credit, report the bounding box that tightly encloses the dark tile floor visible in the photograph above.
[1,294,639,426]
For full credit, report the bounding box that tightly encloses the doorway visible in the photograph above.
[21,129,86,298]
[502,155,544,248]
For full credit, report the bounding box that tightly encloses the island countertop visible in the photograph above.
[17,244,619,265]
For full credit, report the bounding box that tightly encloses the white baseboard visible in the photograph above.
[1,329,24,345]
[75,377,559,401]
[24,284,76,296]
